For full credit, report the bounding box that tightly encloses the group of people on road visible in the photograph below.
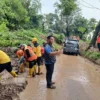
[0,35,62,89]
[16,38,44,78]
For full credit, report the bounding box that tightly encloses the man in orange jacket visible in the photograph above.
[97,33,100,51]
[19,44,37,77]
[15,48,25,73]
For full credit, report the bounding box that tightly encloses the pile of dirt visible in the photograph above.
[0,77,27,100]
[79,42,89,52]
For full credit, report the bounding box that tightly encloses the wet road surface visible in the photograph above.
[19,54,100,100]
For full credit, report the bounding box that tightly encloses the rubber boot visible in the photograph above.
[0,76,2,80]
[32,67,36,77]
[10,70,18,77]
[25,62,29,68]
[37,66,42,75]
[40,66,43,74]
[27,68,32,78]
[34,65,37,75]
[19,64,24,73]
[39,66,43,75]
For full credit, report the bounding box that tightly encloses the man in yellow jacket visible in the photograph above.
[0,50,18,79]
[32,38,43,75]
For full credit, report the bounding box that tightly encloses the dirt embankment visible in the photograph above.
[0,47,27,100]
[0,78,27,100]
[79,42,100,65]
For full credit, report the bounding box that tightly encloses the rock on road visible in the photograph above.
[19,54,100,100]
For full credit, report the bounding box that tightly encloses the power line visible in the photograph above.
[80,3,95,9]
[80,0,100,10]
[81,0,94,7]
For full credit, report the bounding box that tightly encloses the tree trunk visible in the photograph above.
[42,22,45,32]
[86,21,100,51]
[66,26,70,37]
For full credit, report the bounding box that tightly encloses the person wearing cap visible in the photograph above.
[19,44,37,77]
[32,38,43,75]
[0,50,18,79]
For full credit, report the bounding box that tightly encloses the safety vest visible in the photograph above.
[97,36,100,43]
[0,50,10,64]
[24,46,37,61]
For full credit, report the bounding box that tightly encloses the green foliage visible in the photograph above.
[56,0,77,16]
[89,52,100,60]
[0,29,61,50]
[0,0,42,30]
[0,22,8,32]
[21,0,42,29]
[78,27,86,33]
[53,43,61,50]
[1,0,29,30]
[85,51,100,60]
[69,16,97,39]
[54,34,65,44]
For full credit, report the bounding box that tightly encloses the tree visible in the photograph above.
[70,16,89,39]
[2,0,29,30]
[55,0,78,36]
[44,13,59,32]
[86,21,100,50]
[67,16,97,40]
[21,0,42,28]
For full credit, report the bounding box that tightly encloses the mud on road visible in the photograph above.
[19,54,100,100]
[1,54,100,100]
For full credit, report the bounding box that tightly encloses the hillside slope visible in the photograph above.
[0,29,62,49]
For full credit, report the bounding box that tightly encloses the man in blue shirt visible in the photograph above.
[44,35,62,89]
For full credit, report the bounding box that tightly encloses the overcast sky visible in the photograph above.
[41,0,100,21]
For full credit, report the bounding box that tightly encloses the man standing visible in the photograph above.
[44,35,62,89]
[32,38,43,75]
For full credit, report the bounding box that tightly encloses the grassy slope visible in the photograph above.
[0,29,61,49]
[79,41,100,61]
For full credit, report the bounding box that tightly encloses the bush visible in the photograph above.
[54,34,65,44]
[0,29,62,50]
[84,51,100,60]
[0,22,8,32]
[89,52,100,60]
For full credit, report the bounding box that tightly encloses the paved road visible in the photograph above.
[19,54,100,100]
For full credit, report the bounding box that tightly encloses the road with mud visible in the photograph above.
[19,54,100,100]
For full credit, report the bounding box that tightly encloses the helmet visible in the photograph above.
[32,38,37,42]
[18,44,27,49]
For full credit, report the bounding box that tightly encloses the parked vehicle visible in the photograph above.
[63,39,79,55]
